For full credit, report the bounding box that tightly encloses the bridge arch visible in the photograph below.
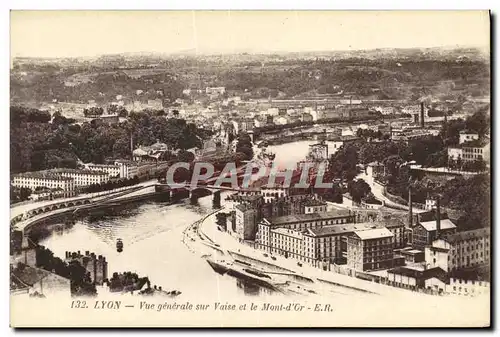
[67,202,75,207]
[83,200,91,205]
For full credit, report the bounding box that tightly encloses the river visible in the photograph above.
[39,141,334,301]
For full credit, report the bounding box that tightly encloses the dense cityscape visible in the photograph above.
[10,43,490,307]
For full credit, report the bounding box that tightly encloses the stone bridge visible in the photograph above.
[10,198,93,226]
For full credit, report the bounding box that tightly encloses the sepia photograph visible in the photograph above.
[8,10,491,328]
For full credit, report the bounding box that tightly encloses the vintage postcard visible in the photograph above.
[9,10,491,328]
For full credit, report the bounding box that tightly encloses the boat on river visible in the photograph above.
[206,258,232,275]
[206,258,287,290]
[116,238,124,252]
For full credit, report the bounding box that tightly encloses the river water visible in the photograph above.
[39,141,333,301]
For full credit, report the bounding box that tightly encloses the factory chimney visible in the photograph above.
[420,102,425,128]
[130,133,134,156]
[435,197,441,238]
[408,184,413,227]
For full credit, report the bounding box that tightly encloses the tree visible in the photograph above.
[348,179,371,203]
[236,132,254,160]
[177,150,195,163]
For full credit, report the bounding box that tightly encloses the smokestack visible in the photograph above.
[420,102,425,128]
[436,197,441,238]
[408,185,413,227]
[130,133,134,157]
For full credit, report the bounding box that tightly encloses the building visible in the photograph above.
[448,277,490,296]
[412,218,457,251]
[399,248,425,264]
[52,168,109,187]
[12,171,75,196]
[10,236,36,267]
[376,106,397,115]
[402,105,424,115]
[10,263,71,297]
[426,228,490,272]
[386,266,447,293]
[303,222,387,265]
[383,218,406,249]
[249,176,292,204]
[205,87,226,96]
[86,164,121,179]
[265,221,384,265]
[301,113,313,122]
[29,188,67,201]
[238,119,255,134]
[65,251,108,285]
[234,203,260,241]
[306,141,329,162]
[147,99,163,110]
[256,210,355,248]
[96,114,119,125]
[133,142,169,162]
[461,139,490,163]
[303,199,328,214]
[459,131,479,145]
[347,227,394,271]
[447,147,463,161]
[259,194,317,219]
[114,160,139,179]
[268,227,311,262]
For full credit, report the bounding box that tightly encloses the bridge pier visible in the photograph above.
[212,190,221,209]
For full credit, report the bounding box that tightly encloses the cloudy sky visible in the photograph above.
[11,10,490,58]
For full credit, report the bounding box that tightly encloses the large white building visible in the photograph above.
[114,160,139,179]
[459,131,479,145]
[52,169,109,187]
[12,168,110,193]
[86,164,121,179]
[12,171,75,196]
[347,227,395,271]
[256,210,355,249]
[425,228,490,272]
[447,139,490,164]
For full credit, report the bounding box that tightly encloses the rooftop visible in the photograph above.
[419,219,457,232]
[306,222,382,238]
[234,203,257,212]
[400,249,424,255]
[303,199,327,207]
[272,227,306,240]
[387,266,447,281]
[87,163,119,168]
[382,218,405,229]
[13,171,73,181]
[268,210,352,227]
[11,264,60,287]
[446,228,490,243]
[51,168,109,176]
[459,138,490,148]
[354,227,393,240]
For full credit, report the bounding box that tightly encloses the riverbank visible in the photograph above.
[14,185,173,235]
[194,205,430,299]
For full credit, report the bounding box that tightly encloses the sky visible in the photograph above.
[10,10,490,58]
